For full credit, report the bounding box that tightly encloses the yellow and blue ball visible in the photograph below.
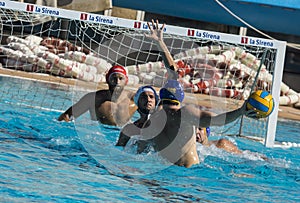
[246,90,274,118]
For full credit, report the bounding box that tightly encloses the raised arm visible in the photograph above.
[144,19,178,80]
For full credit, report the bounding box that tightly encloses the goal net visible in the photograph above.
[0,1,286,147]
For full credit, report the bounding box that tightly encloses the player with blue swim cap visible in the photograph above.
[117,20,258,168]
[138,76,258,168]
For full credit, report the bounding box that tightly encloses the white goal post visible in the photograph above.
[0,0,286,147]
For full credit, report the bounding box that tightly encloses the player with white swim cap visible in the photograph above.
[116,85,159,148]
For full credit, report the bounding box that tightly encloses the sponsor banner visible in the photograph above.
[240,36,274,48]
[186,29,221,41]
[0,1,5,7]
[1,0,285,49]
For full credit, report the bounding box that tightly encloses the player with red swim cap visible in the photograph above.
[58,20,177,126]
[105,65,128,85]
[58,65,137,126]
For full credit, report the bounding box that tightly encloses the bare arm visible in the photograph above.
[209,101,257,126]
[185,101,256,127]
[209,107,244,126]
[116,130,131,146]
[116,123,140,146]
[145,19,178,80]
[58,92,96,121]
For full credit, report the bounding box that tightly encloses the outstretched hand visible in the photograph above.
[144,19,165,42]
[240,100,258,119]
[144,19,178,79]
[58,113,71,122]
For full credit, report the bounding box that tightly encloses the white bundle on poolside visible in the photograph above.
[64,51,112,74]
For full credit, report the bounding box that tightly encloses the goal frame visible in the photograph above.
[0,0,287,147]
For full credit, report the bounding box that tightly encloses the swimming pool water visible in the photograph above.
[0,76,299,202]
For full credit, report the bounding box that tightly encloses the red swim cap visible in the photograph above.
[106,65,128,84]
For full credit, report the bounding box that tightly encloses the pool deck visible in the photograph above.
[1,67,300,122]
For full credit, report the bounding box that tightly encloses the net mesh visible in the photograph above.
[0,4,281,143]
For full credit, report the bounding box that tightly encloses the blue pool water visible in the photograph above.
[0,75,299,202]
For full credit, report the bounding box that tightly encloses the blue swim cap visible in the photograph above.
[159,79,184,104]
[205,127,211,137]
[134,85,159,105]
